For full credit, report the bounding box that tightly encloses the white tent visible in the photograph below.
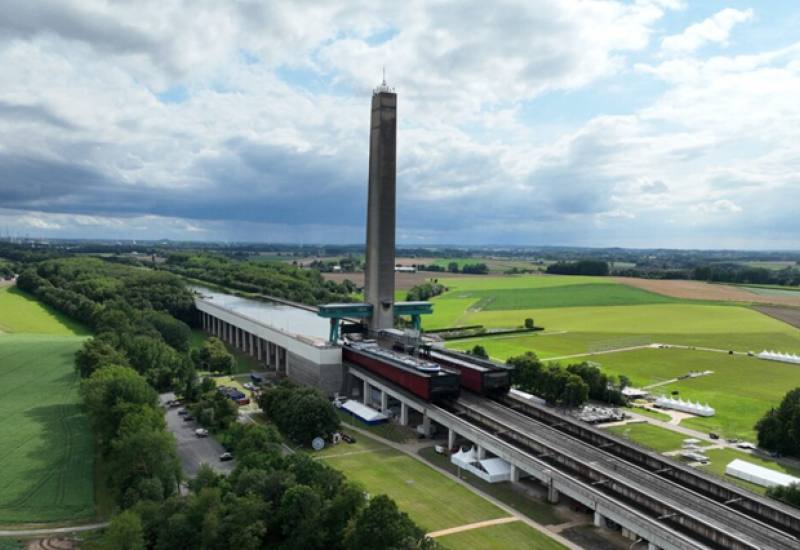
[450,447,513,483]
[656,396,715,417]
[758,350,800,366]
[726,459,800,488]
[340,400,388,425]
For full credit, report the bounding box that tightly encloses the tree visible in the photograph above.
[767,483,800,509]
[447,262,459,273]
[756,388,800,456]
[524,318,534,329]
[280,485,325,549]
[106,510,145,550]
[74,337,130,378]
[197,337,236,375]
[346,495,434,550]
[471,345,488,358]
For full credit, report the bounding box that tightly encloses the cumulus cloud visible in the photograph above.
[661,8,753,55]
[0,0,797,248]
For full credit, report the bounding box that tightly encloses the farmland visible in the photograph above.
[0,334,94,523]
[0,287,90,335]
[440,283,682,311]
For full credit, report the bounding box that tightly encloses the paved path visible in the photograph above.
[0,523,108,537]
[547,518,591,534]
[428,517,519,538]
[344,425,584,550]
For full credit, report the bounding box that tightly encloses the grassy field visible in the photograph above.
[441,284,682,312]
[439,274,614,292]
[739,261,798,270]
[321,435,507,532]
[589,349,800,440]
[0,287,90,335]
[437,521,569,550]
[604,423,710,453]
[417,447,565,526]
[0,334,94,523]
[696,448,800,494]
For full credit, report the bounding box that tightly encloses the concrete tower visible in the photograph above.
[364,73,397,331]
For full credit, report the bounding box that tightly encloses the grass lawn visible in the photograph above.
[627,406,672,422]
[0,541,22,550]
[437,521,570,550]
[594,349,800,441]
[604,423,709,453]
[0,334,95,523]
[442,284,683,312]
[696,448,800,494]
[335,410,415,443]
[447,303,800,355]
[0,287,89,335]
[322,434,508,532]
[417,447,565,526]
[427,297,480,330]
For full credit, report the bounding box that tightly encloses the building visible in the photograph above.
[364,74,397,331]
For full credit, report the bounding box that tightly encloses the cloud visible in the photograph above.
[661,8,753,55]
[689,199,743,215]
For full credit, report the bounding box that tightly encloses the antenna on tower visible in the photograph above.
[382,66,386,85]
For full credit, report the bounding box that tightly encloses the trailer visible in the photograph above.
[422,347,513,395]
[343,342,460,402]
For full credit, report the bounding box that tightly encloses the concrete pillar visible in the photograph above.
[422,411,431,438]
[399,402,409,425]
[249,333,254,356]
[548,483,560,504]
[284,347,289,374]
[648,543,660,550]
[594,511,605,528]
[256,338,262,362]
[447,429,456,449]
[476,446,486,460]
[510,464,520,483]
[381,390,389,413]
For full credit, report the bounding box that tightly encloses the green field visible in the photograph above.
[323,439,506,532]
[739,261,798,270]
[0,287,90,335]
[0,334,94,523]
[437,521,569,550]
[441,283,681,311]
[593,349,800,440]
[605,423,710,453]
[696,448,800,494]
[439,274,614,291]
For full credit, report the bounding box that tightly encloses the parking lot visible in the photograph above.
[161,393,236,477]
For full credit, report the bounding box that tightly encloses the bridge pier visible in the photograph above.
[422,411,431,438]
[399,402,409,425]
[380,390,389,413]
[510,464,520,483]
[448,429,457,449]
[594,511,605,528]
[476,445,486,460]
[548,482,560,504]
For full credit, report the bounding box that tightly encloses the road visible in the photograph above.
[161,393,236,477]
[0,523,109,537]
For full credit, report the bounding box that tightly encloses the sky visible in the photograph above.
[0,0,799,249]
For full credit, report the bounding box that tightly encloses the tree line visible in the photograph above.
[546,260,610,277]
[508,352,628,407]
[18,257,197,391]
[405,282,446,302]
[163,253,354,305]
[756,388,800,509]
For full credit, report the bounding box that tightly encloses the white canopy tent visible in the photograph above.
[759,350,800,365]
[339,400,388,426]
[726,459,800,488]
[655,396,715,417]
[450,446,513,483]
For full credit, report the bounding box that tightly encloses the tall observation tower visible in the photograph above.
[364,73,397,331]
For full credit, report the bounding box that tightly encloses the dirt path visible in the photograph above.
[0,523,108,537]
[427,516,519,538]
[613,277,800,306]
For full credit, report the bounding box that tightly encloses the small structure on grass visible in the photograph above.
[338,400,388,426]
[655,396,715,417]
[450,446,514,483]
[725,459,800,488]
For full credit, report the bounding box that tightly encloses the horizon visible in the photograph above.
[1,1,799,249]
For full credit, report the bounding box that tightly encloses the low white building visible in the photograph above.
[726,459,800,488]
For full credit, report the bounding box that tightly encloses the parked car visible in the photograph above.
[220,452,234,462]
[178,409,189,416]
[339,432,356,444]
[183,415,195,422]
[243,382,254,390]
[709,433,719,440]
[737,442,756,449]
[196,428,209,437]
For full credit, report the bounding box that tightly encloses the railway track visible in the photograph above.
[453,394,799,550]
